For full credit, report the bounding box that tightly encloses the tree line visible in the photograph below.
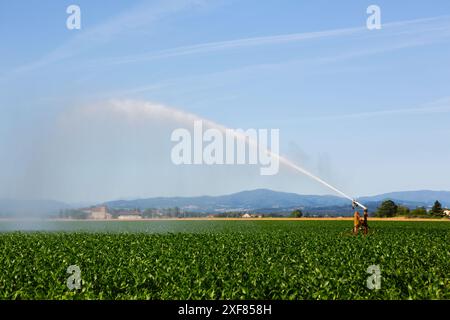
[375,200,447,217]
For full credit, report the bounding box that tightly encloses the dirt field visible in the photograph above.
[55,217,449,222]
[1,217,449,222]
[170,217,450,222]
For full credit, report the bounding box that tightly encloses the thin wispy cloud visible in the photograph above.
[98,26,363,65]
[305,98,450,121]
[5,0,210,78]
[4,11,449,81]
[92,29,450,101]
[93,15,450,66]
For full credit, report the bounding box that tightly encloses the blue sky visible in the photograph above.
[1,0,450,202]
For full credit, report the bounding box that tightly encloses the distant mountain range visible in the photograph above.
[359,190,450,206]
[104,189,349,213]
[1,189,449,217]
[104,189,450,216]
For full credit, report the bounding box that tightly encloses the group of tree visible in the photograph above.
[59,209,89,219]
[290,209,303,218]
[375,200,446,217]
[141,207,183,218]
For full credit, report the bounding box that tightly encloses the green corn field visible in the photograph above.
[0,220,448,299]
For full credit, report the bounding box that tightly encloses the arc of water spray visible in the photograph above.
[104,100,367,210]
[233,131,367,210]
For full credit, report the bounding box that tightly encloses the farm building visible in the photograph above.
[87,206,111,219]
[117,210,142,220]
